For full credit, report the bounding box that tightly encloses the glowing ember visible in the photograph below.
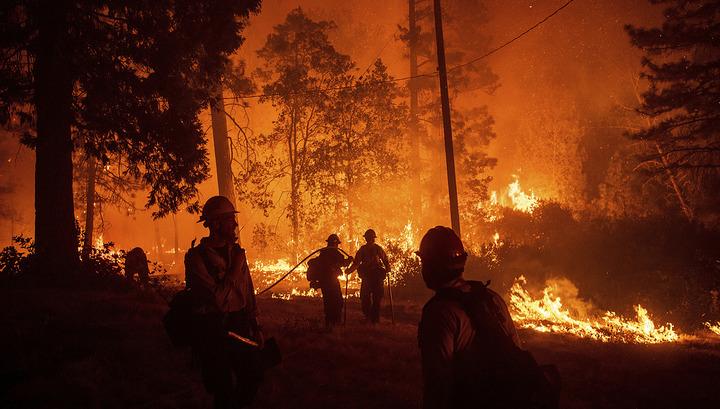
[507,176,538,213]
[705,321,720,336]
[509,276,680,343]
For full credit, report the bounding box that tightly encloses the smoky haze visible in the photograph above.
[0,0,662,271]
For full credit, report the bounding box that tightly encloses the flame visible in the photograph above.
[479,175,537,219]
[507,176,538,213]
[400,221,415,251]
[252,222,418,299]
[251,257,360,299]
[509,276,680,343]
[94,234,105,249]
[705,321,720,336]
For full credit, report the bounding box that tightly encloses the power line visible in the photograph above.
[224,0,576,100]
[359,28,398,78]
[447,0,575,73]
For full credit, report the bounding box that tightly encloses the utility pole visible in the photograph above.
[433,0,461,235]
[408,0,422,221]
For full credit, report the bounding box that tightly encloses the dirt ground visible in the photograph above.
[2,288,719,409]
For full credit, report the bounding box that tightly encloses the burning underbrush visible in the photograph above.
[510,275,680,343]
[246,178,719,345]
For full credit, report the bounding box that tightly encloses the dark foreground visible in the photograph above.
[2,288,719,409]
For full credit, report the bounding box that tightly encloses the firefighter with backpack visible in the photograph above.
[183,196,265,408]
[306,234,353,328]
[416,226,559,409]
[346,229,391,323]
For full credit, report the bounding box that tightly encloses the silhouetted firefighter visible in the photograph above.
[124,247,150,286]
[307,234,353,328]
[417,226,559,409]
[347,229,391,323]
[184,196,265,409]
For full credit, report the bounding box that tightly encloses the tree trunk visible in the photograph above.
[172,212,180,271]
[154,221,162,261]
[655,142,694,221]
[210,86,236,204]
[290,179,300,261]
[210,84,243,245]
[82,156,96,260]
[34,0,79,276]
[289,109,300,261]
[630,75,694,222]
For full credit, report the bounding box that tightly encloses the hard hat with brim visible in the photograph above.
[416,226,467,270]
[198,195,238,223]
[326,234,341,244]
[364,229,377,239]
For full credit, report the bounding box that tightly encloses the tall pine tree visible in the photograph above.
[0,1,261,276]
[626,0,720,219]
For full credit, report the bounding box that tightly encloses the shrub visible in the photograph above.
[0,235,35,282]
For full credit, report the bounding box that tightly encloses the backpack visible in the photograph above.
[435,281,560,409]
[162,288,195,347]
[163,240,198,348]
[357,245,386,280]
[306,256,322,282]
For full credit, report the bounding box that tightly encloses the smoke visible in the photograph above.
[2,0,667,267]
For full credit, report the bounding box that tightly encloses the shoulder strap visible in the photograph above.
[436,281,516,349]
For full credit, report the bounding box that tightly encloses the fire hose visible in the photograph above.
[255,247,354,296]
[256,248,323,296]
[255,247,395,325]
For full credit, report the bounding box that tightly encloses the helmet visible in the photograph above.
[198,196,237,223]
[416,226,467,288]
[326,234,341,244]
[363,229,377,239]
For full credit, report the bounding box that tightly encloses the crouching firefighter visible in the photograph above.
[185,196,265,409]
[417,226,560,409]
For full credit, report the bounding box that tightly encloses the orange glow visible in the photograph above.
[509,276,680,343]
[706,321,720,336]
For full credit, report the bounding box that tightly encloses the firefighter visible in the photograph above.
[124,246,150,286]
[417,226,545,409]
[315,234,353,327]
[185,196,264,409]
[346,229,390,323]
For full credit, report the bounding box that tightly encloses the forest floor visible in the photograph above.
[2,286,720,409]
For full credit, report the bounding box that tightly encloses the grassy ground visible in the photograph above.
[2,287,720,409]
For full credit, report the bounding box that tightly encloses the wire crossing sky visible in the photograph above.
[224,0,577,100]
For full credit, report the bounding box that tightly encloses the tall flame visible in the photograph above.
[507,176,538,213]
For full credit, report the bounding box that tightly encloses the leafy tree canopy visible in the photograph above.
[0,0,261,216]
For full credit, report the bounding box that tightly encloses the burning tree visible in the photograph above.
[0,1,261,275]
[626,0,720,222]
